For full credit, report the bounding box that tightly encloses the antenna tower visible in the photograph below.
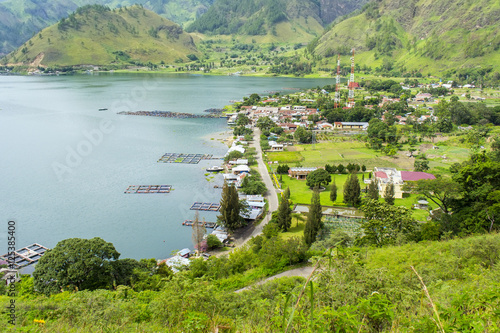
[348,48,355,103]
[334,54,341,108]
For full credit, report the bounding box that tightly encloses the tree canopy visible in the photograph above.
[343,173,361,206]
[33,237,120,295]
[218,181,243,231]
[304,190,323,246]
[360,200,418,247]
[306,168,331,189]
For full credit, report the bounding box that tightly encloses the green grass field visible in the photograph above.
[280,173,368,207]
[267,141,398,169]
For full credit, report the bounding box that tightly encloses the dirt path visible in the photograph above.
[235,265,314,293]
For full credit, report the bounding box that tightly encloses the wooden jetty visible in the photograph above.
[182,220,217,228]
[125,185,172,194]
[158,153,219,164]
[190,202,220,211]
[0,243,49,269]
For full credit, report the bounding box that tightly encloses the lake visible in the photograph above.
[0,73,333,260]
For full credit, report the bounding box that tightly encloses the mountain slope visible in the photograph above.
[3,5,199,67]
[0,0,213,56]
[311,0,500,74]
[186,0,367,42]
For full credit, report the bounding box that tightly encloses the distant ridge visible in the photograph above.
[3,5,199,67]
[0,0,213,55]
[186,0,367,42]
[309,0,500,74]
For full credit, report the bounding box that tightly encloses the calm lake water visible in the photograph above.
[0,73,333,260]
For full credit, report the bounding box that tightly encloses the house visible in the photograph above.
[289,167,317,180]
[246,195,264,202]
[271,143,284,151]
[232,165,250,175]
[373,167,436,198]
[414,200,429,210]
[229,159,248,165]
[226,145,245,156]
[414,93,432,102]
[279,123,298,132]
[317,122,334,130]
[1,268,20,286]
[223,173,247,187]
[334,122,369,130]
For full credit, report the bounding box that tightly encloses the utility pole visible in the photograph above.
[334,54,341,109]
[348,48,355,107]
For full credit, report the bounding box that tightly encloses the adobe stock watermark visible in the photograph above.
[51,76,162,181]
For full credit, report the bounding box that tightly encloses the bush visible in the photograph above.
[206,234,222,249]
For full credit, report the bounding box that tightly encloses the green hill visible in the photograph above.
[310,0,500,75]
[0,0,213,56]
[186,0,367,43]
[1,233,499,331]
[3,5,199,67]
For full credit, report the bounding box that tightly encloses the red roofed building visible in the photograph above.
[400,171,436,182]
[373,167,435,198]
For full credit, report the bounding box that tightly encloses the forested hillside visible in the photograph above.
[310,0,500,74]
[0,0,213,55]
[186,0,367,42]
[3,5,199,67]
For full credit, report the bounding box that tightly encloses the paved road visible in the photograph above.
[234,127,279,245]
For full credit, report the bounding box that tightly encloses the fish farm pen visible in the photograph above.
[0,243,49,269]
[190,202,221,211]
[158,153,221,164]
[124,185,172,194]
[117,110,220,118]
[182,220,217,228]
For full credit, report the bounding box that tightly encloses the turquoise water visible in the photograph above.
[0,73,333,259]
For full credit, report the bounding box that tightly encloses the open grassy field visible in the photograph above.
[280,173,368,207]
[266,140,398,169]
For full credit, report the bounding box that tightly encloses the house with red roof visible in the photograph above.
[373,167,435,198]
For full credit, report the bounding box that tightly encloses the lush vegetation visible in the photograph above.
[2,5,199,67]
[2,233,499,331]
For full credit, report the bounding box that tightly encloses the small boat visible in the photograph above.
[206,166,224,172]
[98,108,108,111]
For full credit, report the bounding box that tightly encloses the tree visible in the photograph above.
[206,234,223,249]
[360,200,418,246]
[240,176,267,196]
[218,181,242,231]
[191,211,206,253]
[304,190,323,246]
[337,164,345,174]
[33,237,120,295]
[414,159,429,171]
[343,173,361,206]
[330,181,337,203]
[277,188,292,231]
[306,168,331,189]
[383,182,395,205]
[367,179,379,201]
[405,177,460,215]
[236,113,251,126]
[294,126,313,143]
[224,150,243,162]
[256,116,275,131]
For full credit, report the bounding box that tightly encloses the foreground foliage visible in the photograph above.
[2,233,499,331]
